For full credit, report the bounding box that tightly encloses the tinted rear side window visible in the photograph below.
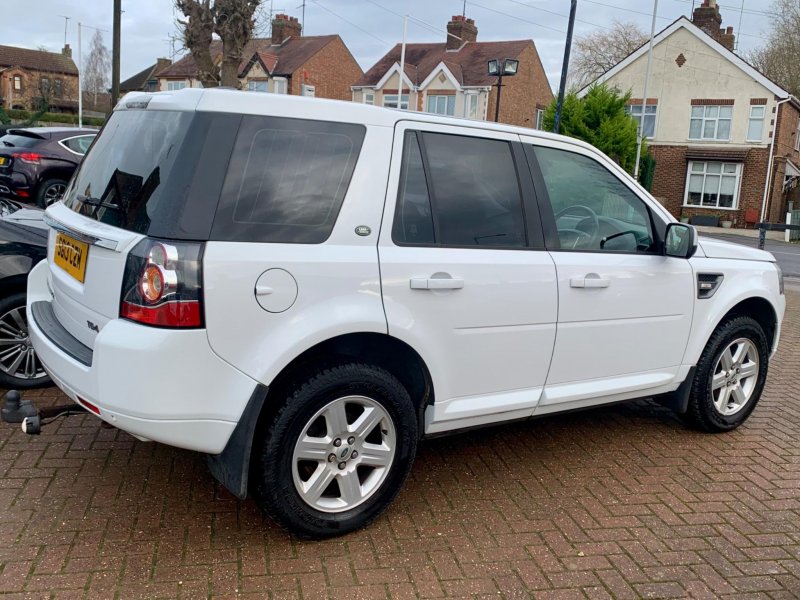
[211,116,365,244]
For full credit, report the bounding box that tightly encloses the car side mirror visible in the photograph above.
[664,223,698,259]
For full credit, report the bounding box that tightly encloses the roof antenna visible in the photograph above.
[59,15,71,48]
[735,0,744,51]
[463,0,467,17]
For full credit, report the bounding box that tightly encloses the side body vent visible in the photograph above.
[697,273,724,299]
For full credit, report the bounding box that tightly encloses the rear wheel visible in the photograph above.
[0,291,50,389]
[685,316,769,432]
[254,363,417,539]
[36,179,68,208]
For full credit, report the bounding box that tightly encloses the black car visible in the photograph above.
[0,127,96,208]
[0,198,49,388]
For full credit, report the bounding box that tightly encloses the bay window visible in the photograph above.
[684,161,741,209]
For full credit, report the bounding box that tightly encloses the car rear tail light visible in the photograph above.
[120,239,204,328]
[12,152,42,164]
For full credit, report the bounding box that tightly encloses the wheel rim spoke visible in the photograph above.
[323,402,348,437]
[712,337,760,416]
[295,436,331,461]
[337,471,363,504]
[302,465,336,504]
[739,361,758,380]
[720,346,734,371]
[350,406,383,438]
[711,370,727,391]
[358,442,393,467]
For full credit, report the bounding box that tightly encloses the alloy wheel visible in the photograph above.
[0,306,46,380]
[44,183,66,205]
[711,337,759,416]
[292,395,396,513]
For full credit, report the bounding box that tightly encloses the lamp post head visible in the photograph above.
[503,58,519,76]
[487,59,500,77]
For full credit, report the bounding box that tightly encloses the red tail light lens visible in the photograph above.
[13,152,42,164]
[120,239,204,328]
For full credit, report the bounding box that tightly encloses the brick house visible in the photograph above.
[0,44,79,114]
[352,16,553,128]
[581,0,800,226]
[120,58,172,94]
[156,14,362,101]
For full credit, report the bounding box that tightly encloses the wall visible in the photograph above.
[767,102,800,223]
[295,37,364,101]
[1,68,78,113]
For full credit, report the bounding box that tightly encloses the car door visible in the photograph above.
[520,138,695,413]
[379,123,558,434]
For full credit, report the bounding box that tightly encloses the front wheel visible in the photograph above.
[254,363,418,538]
[685,316,769,432]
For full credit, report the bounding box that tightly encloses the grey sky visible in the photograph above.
[2,0,773,88]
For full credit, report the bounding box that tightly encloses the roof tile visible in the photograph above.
[0,44,78,76]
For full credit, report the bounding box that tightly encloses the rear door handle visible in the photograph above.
[410,276,464,290]
[570,274,611,289]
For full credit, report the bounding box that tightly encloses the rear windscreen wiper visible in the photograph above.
[77,194,119,210]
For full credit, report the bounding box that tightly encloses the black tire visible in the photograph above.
[685,316,769,432]
[0,291,51,389]
[36,179,68,209]
[254,363,417,539]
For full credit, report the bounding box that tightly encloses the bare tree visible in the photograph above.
[83,30,111,105]
[570,21,648,91]
[748,0,800,97]
[175,0,262,88]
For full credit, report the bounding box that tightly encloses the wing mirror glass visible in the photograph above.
[664,223,698,259]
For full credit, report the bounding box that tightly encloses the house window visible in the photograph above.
[684,161,741,209]
[626,104,657,138]
[465,93,479,120]
[273,77,288,94]
[536,108,545,130]
[383,94,409,110]
[795,118,800,152]
[12,75,22,91]
[427,94,455,116]
[363,91,375,105]
[167,80,187,91]
[247,80,268,92]
[40,76,50,94]
[747,105,765,142]
[53,79,63,98]
[301,84,315,97]
[689,105,732,140]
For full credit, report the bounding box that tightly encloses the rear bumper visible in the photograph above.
[27,260,259,454]
[0,171,31,198]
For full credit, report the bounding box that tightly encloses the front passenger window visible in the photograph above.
[530,146,654,253]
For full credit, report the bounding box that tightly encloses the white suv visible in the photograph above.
[28,89,785,538]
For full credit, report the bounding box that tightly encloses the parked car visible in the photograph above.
[0,198,49,388]
[0,127,97,207]
[26,89,785,538]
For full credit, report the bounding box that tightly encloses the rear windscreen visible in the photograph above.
[64,109,365,243]
[1,133,43,148]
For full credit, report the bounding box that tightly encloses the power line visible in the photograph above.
[670,0,778,18]
[466,1,567,34]
[309,0,389,45]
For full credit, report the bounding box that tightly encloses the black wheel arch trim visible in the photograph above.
[206,383,268,499]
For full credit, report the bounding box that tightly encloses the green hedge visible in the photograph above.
[1,107,104,127]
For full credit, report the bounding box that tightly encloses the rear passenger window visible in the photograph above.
[392,131,526,248]
[212,116,365,244]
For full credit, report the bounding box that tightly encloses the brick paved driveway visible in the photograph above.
[0,293,798,599]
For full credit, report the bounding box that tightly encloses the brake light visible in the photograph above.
[120,239,204,328]
[13,152,42,164]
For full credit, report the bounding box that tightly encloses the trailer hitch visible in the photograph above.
[1,390,83,435]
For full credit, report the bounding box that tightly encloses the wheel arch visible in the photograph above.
[207,332,435,500]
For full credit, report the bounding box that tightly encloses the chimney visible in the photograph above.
[446,15,477,51]
[155,57,172,74]
[61,44,72,58]
[692,0,735,50]
[272,14,302,45]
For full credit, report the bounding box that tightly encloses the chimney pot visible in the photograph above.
[272,13,302,44]
[61,43,72,58]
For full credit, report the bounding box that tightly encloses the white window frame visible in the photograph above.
[166,80,187,91]
[427,94,455,116]
[536,108,545,130]
[12,75,21,91]
[464,92,479,120]
[362,91,375,105]
[273,77,288,94]
[383,94,409,110]
[689,104,733,141]
[247,80,268,92]
[747,105,765,142]
[795,118,800,152]
[683,161,742,210]
[626,104,658,139]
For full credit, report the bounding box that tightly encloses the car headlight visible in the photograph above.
[776,263,784,295]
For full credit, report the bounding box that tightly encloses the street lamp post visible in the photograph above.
[488,58,519,123]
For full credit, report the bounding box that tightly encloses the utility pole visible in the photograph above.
[59,15,71,48]
[78,23,82,128]
[553,0,577,134]
[111,0,122,110]
[398,14,407,110]
[633,0,658,179]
